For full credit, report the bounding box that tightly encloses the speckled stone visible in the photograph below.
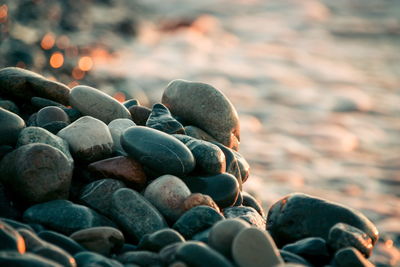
[107,118,136,154]
[74,251,123,267]
[36,106,70,127]
[0,251,63,267]
[144,175,191,222]
[0,107,25,146]
[333,247,374,267]
[137,228,185,252]
[183,193,220,213]
[0,220,26,253]
[69,85,131,124]
[146,103,185,134]
[282,237,330,266]
[223,206,266,229]
[162,79,240,150]
[266,193,379,247]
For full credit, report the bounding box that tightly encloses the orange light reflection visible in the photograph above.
[72,67,85,80]
[113,92,126,103]
[78,56,93,71]
[41,33,55,50]
[50,52,64,68]
[0,5,8,23]
[56,35,70,49]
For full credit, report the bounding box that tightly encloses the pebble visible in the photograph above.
[23,200,116,235]
[0,107,25,146]
[79,179,126,217]
[128,105,151,126]
[110,188,168,241]
[172,205,224,239]
[144,175,191,222]
[0,251,63,267]
[174,134,226,174]
[0,143,73,204]
[18,228,76,267]
[16,126,73,163]
[232,227,284,267]
[31,96,64,109]
[121,126,195,176]
[333,247,374,267]
[69,85,131,124]
[36,106,70,126]
[123,99,140,109]
[282,237,330,266]
[0,99,19,114]
[159,243,181,264]
[88,156,146,190]
[175,241,234,267]
[0,218,35,232]
[74,251,123,267]
[107,118,136,154]
[0,67,70,105]
[146,103,185,134]
[208,218,250,258]
[41,121,69,135]
[241,191,265,217]
[117,251,163,266]
[70,227,124,256]
[181,173,239,209]
[191,228,211,243]
[137,228,185,252]
[266,193,379,247]
[162,79,240,150]
[0,220,26,253]
[184,125,217,143]
[223,206,266,229]
[213,142,242,188]
[328,222,373,257]
[234,191,243,206]
[279,250,312,266]
[182,193,220,212]
[38,230,86,255]
[57,116,114,162]
[232,150,250,183]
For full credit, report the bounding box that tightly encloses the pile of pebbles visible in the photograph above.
[0,67,379,267]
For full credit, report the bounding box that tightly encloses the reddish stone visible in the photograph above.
[183,193,220,213]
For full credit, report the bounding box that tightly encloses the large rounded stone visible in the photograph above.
[36,106,70,126]
[0,107,25,146]
[57,116,113,162]
[146,103,185,134]
[137,228,185,252]
[108,118,136,154]
[223,206,266,229]
[0,143,73,203]
[183,193,220,212]
[69,85,131,124]
[0,67,70,105]
[162,79,240,150]
[266,193,379,247]
[0,220,26,253]
[110,188,168,241]
[232,227,284,267]
[121,126,195,176]
[144,175,191,222]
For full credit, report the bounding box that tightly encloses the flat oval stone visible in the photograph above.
[42,121,69,135]
[70,227,124,256]
[117,251,162,266]
[108,118,136,154]
[36,106,70,126]
[333,247,374,267]
[74,251,123,267]
[279,250,312,266]
[242,191,265,217]
[57,116,113,162]
[162,79,240,150]
[38,230,86,255]
[138,228,185,252]
[0,143,73,204]
[79,179,126,218]
[0,251,63,267]
[31,96,64,109]
[181,173,239,209]
[23,200,116,235]
[0,108,25,146]
[121,126,195,176]
[111,188,168,241]
[184,126,217,143]
[88,156,146,190]
[282,237,330,266]
[328,223,373,257]
[232,227,284,267]
[172,206,224,239]
[144,175,191,222]
[175,241,233,267]
[146,103,185,134]
[223,206,266,229]
[183,193,220,213]
[0,220,26,253]
[0,67,70,105]
[266,193,379,247]
[129,105,151,126]
[69,85,131,124]
[208,219,250,258]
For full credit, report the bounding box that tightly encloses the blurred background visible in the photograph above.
[1,0,400,265]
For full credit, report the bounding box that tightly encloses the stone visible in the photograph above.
[242,191,265,217]
[172,206,224,239]
[232,227,284,267]
[0,218,34,232]
[213,142,242,188]
[69,85,131,124]
[175,241,233,267]
[191,228,211,243]
[31,96,64,109]
[128,105,151,126]
[0,183,21,219]
[57,116,113,162]
[88,156,146,190]
[208,219,250,258]
[123,99,140,109]
[0,67,70,105]
[36,106,70,126]
[111,188,168,241]
[18,229,76,267]
[279,250,312,266]
[282,237,330,266]
[79,179,126,218]
[0,220,26,253]
[16,126,73,163]
[23,200,115,235]
[70,227,124,256]
[333,247,374,267]
[146,103,185,134]
[117,251,162,266]
[162,79,240,150]
[183,193,220,213]
[223,206,266,229]
[266,193,379,247]
[107,118,136,154]
[0,143,73,204]
[159,243,181,265]
[234,191,243,206]
[121,126,195,176]
[0,145,13,161]
[41,121,69,135]
[232,150,250,183]
[181,173,239,209]
[38,230,86,255]
[0,251,63,267]
[328,223,373,257]
[137,228,185,252]
[174,134,226,174]
[144,175,191,222]
[74,251,123,267]
[0,99,19,114]
[184,126,217,143]
[0,107,25,146]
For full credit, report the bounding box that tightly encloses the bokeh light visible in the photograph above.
[50,52,64,68]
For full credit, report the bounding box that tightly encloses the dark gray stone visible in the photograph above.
[282,237,330,266]
[36,106,69,126]
[146,103,185,134]
[117,251,162,266]
[223,206,266,229]
[333,247,374,267]
[108,118,136,154]
[279,250,312,266]
[0,251,62,267]
[242,191,265,217]
[74,251,123,267]
[184,125,217,143]
[138,228,185,252]
[38,230,86,255]
[0,100,19,114]
[0,107,25,146]
[128,105,151,126]
[123,99,140,109]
